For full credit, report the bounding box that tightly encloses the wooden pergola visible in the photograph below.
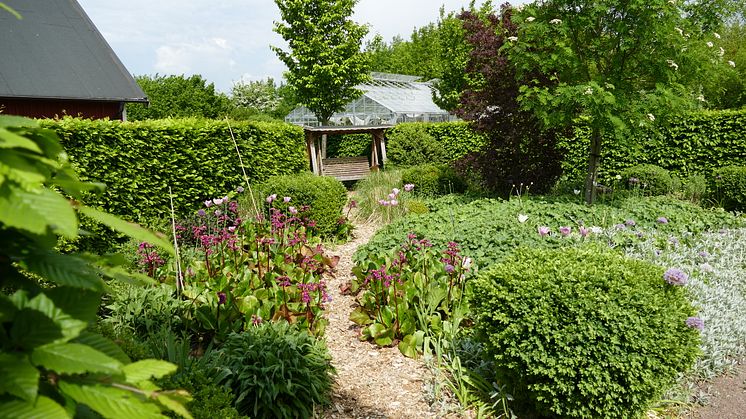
[304,125,393,181]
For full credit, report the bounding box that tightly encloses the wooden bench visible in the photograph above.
[321,156,371,181]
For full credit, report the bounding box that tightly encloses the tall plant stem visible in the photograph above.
[226,117,259,215]
[169,187,184,293]
[584,126,602,205]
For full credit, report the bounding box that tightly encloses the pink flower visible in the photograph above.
[388,193,397,200]
[266,194,277,203]
[559,226,572,236]
[283,196,291,203]
[404,184,415,192]
[390,199,399,206]
[538,226,550,237]
[579,226,589,237]
[204,200,213,208]
[213,198,224,206]
[288,206,298,214]
[392,188,400,196]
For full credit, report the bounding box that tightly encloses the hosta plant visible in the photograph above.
[0,115,190,417]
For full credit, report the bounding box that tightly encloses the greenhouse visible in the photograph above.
[285,72,456,126]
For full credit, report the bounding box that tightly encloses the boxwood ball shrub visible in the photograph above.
[713,165,746,211]
[471,246,701,418]
[255,172,347,237]
[401,164,466,197]
[620,164,678,196]
[207,322,334,419]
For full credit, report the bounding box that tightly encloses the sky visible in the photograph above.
[76,0,490,93]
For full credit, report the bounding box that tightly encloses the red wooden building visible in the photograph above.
[0,0,147,120]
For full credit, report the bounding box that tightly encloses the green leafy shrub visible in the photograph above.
[620,164,677,196]
[207,322,334,418]
[713,165,746,211]
[254,172,347,237]
[401,164,467,197]
[471,246,701,418]
[160,361,244,419]
[45,117,307,251]
[386,123,448,166]
[0,115,188,417]
[102,283,188,339]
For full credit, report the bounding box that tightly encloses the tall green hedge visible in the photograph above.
[45,117,307,250]
[561,109,746,185]
[326,121,488,165]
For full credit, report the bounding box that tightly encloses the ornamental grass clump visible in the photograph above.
[471,245,701,418]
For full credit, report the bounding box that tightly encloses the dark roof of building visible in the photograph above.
[0,0,147,103]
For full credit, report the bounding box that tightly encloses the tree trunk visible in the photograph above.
[584,127,602,205]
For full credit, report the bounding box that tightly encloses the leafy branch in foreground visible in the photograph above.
[0,115,190,418]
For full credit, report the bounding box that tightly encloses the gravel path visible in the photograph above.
[322,219,436,419]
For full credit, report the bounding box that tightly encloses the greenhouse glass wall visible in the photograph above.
[285,72,457,126]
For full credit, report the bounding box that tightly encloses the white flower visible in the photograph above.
[675,27,683,36]
[507,36,518,42]
[526,16,535,22]
[707,41,714,48]
[714,32,721,39]
[647,113,656,122]
[590,226,604,234]
[573,189,581,195]
[719,47,725,57]
[549,18,562,24]
[700,262,714,273]
[583,86,593,95]
[668,0,676,4]
[697,95,705,102]
[462,257,472,269]
[615,174,622,181]
[666,59,679,70]
[728,60,736,67]
[518,214,529,223]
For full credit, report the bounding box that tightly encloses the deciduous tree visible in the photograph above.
[272,0,369,125]
[126,74,231,120]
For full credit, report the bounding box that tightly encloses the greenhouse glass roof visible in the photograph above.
[285,72,456,126]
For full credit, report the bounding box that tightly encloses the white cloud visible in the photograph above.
[155,38,236,75]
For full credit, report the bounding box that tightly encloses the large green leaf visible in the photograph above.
[155,393,193,419]
[72,332,131,364]
[0,354,39,401]
[45,287,101,323]
[122,360,177,384]
[0,127,42,153]
[10,293,87,348]
[0,395,69,419]
[58,382,164,419]
[24,253,105,291]
[0,187,77,238]
[77,206,174,255]
[32,343,122,375]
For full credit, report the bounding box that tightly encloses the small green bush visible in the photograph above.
[102,283,188,338]
[386,123,448,166]
[405,199,429,215]
[471,246,700,418]
[620,164,677,196]
[160,361,245,419]
[207,322,334,418]
[254,172,347,237]
[401,164,467,197]
[714,165,746,211]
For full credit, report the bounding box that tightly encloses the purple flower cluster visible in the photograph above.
[685,316,704,331]
[137,242,165,271]
[663,268,688,286]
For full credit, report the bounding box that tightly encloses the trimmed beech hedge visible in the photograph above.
[561,109,746,185]
[327,122,488,165]
[45,118,306,250]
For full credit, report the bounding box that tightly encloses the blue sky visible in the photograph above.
[76,0,489,93]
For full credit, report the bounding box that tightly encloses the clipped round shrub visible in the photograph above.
[401,164,467,197]
[386,123,448,166]
[713,165,746,211]
[620,164,677,196]
[257,172,347,237]
[471,246,700,418]
[207,322,334,418]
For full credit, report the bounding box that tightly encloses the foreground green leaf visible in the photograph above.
[0,395,69,419]
[0,354,39,401]
[122,360,177,384]
[59,382,164,419]
[32,343,122,375]
[77,206,174,255]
